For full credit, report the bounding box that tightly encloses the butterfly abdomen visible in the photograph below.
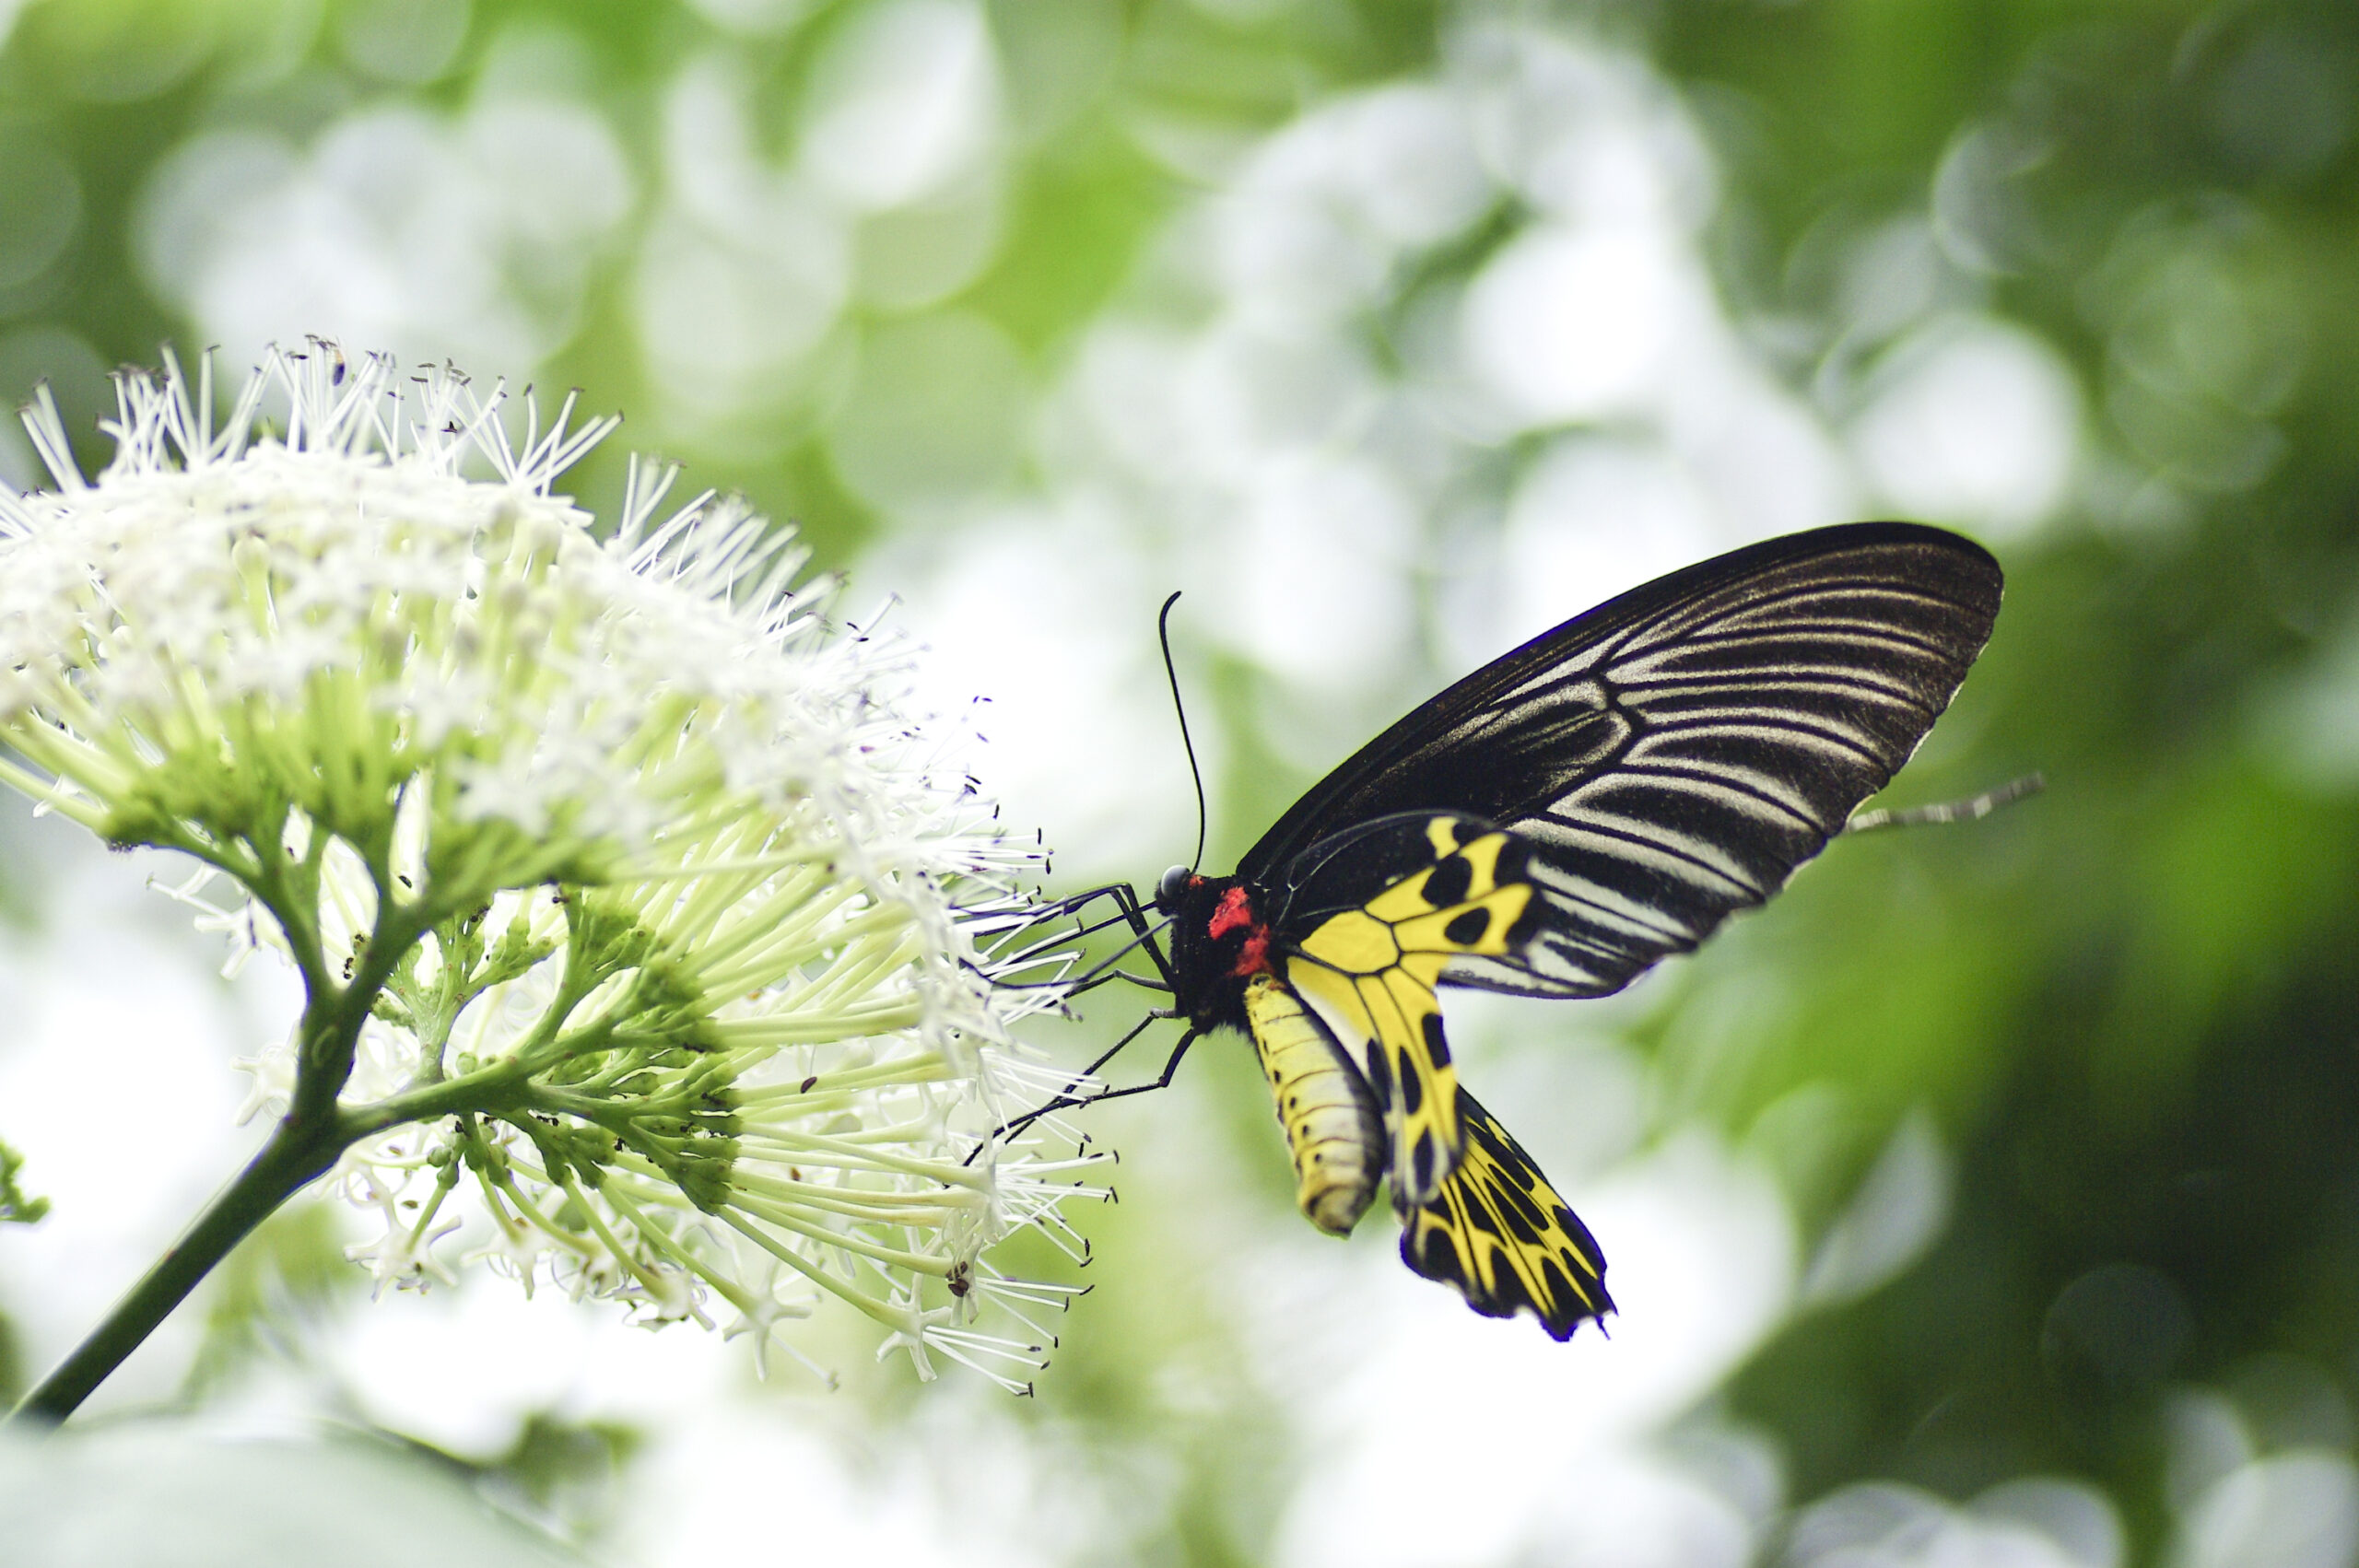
[1240,973,1384,1235]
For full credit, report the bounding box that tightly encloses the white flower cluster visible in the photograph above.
[0,344,1106,1389]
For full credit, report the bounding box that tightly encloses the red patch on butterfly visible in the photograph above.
[1209,886,1273,977]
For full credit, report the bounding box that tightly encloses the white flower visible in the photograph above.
[0,343,1106,1391]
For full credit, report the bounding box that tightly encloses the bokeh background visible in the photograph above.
[2,1,2356,1564]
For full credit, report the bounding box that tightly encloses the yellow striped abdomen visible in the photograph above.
[1242,974,1384,1236]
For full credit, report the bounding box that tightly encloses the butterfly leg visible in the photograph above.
[1051,900,1178,997]
[1033,1025,1203,1124]
[1002,880,1181,999]
[980,883,1175,995]
[1844,772,2044,833]
[1104,882,1181,990]
[1059,944,1175,998]
[991,1021,1201,1143]
[966,883,1195,1158]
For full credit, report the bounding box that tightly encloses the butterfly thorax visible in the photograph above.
[1158,872,1275,1033]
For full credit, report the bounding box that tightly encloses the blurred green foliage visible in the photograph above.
[0,0,1443,561]
[1649,2,2359,1558]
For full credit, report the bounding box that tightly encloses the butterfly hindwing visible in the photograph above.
[1276,813,1538,1206]
[1399,1088,1613,1340]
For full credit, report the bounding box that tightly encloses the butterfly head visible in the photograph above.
[1154,864,1194,913]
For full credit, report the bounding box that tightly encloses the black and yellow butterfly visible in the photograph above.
[1024,522,2003,1340]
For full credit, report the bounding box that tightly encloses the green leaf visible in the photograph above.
[0,1141,47,1227]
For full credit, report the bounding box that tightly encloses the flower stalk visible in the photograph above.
[16,1108,350,1422]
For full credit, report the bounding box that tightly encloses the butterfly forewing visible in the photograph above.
[1399,1089,1613,1340]
[1238,524,2002,1003]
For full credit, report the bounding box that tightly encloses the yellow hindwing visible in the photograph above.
[1286,818,1532,1208]
[1399,1089,1613,1340]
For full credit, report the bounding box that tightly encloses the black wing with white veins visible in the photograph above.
[1238,522,2002,1001]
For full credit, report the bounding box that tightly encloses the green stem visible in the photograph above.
[6,1110,350,1428]
[346,1061,530,1138]
[4,861,479,1428]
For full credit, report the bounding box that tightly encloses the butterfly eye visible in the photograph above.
[1155,865,1191,908]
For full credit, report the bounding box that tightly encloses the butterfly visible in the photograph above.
[1019,521,2004,1340]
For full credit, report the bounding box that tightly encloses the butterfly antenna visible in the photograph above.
[1158,591,1208,872]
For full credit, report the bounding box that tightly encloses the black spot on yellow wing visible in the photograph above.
[1398,1089,1612,1340]
[1362,1035,1393,1101]
[1423,850,1473,909]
